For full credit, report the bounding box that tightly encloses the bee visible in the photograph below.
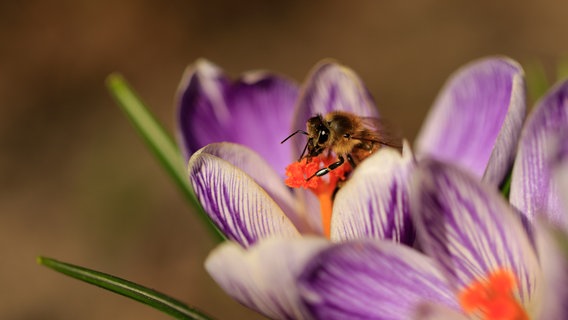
[281,110,402,180]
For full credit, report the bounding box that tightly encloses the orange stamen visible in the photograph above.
[459,268,529,320]
[284,156,351,238]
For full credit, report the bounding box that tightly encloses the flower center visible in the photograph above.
[459,268,528,320]
[284,155,351,238]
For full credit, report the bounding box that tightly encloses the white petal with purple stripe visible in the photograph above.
[197,143,310,233]
[415,57,525,185]
[188,147,300,247]
[298,240,460,320]
[535,221,568,320]
[331,144,414,244]
[206,237,330,320]
[412,159,542,316]
[510,79,568,227]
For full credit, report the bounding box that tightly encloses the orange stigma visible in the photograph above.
[459,268,528,320]
[284,156,351,238]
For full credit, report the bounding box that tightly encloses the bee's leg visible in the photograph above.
[307,156,344,180]
[298,139,311,161]
[346,154,356,169]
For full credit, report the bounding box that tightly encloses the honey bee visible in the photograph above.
[281,110,402,180]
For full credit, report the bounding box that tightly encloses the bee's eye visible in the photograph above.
[318,129,329,144]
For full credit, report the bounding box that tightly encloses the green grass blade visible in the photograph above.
[106,74,224,242]
[37,256,214,320]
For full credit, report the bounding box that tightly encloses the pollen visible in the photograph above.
[284,156,351,238]
[459,268,528,320]
[284,158,321,189]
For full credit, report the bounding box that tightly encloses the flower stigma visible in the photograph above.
[284,155,351,238]
[459,268,528,320]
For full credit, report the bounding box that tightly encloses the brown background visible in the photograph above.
[1,1,567,319]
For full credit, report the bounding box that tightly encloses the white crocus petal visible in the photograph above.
[205,237,330,320]
[412,159,542,316]
[198,143,309,232]
[295,188,324,235]
[298,240,460,320]
[552,137,568,214]
[413,303,469,320]
[510,79,568,227]
[415,57,525,186]
[331,142,414,243]
[535,221,568,320]
[188,148,300,247]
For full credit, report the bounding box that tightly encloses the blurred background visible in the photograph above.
[1,1,567,319]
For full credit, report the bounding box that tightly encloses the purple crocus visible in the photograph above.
[180,59,416,242]
[294,78,568,320]
[177,57,533,319]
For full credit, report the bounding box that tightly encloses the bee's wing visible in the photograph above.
[353,117,403,150]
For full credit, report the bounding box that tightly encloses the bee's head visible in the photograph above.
[306,115,330,157]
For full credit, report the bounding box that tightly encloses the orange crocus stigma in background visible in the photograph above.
[284,155,351,238]
[459,268,528,320]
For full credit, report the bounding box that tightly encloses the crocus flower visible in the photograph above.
[297,78,568,320]
[408,80,568,318]
[178,57,528,319]
[181,59,416,242]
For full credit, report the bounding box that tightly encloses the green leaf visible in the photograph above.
[37,256,214,320]
[106,74,224,242]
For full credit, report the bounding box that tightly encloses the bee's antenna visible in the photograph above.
[281,130,308,144]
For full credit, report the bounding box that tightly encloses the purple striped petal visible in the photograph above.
[198,143,310,233]
[535,222,568,320]
[298,240,460,320]
[290,61,380,158]
[413,303,469,320]
[206,237,330,320]
[188,147,300,247]
[177,59,230,159]
[552,133,568,215]
[510,79,568,227]
[412,159,542,315]
[331,143,415,244]
[415,57,526,185]
[176,59,299,173]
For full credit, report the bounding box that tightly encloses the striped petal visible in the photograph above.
[198,143,309,233]
[188,147,300,247]
[535,221,568,320]
[205,237,330,320]
[298,240,460,320]
[413,303,469,320]
[289,61,380,158]
[331,143,415,244]
[412,159,542,315]
[551,132,568,216]
[510,79,568,227]
[176,59,299,173]
[415,57,526,185]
